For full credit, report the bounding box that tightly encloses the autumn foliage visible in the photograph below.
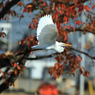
[0,0,95,93]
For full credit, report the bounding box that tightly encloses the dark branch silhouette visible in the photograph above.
[0,0,20,19]
[70,47,95,59]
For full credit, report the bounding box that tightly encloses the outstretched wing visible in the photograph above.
[37,15,58,45]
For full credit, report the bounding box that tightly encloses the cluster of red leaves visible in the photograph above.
[80,67,90,77]
[1,0,93,82]
[49,62,65,80]
[18,35,38,48]
[3,63,25,87]
[75,20,81,25]
[22,4,32,14]
[18,38,28,46]
[38,83,59,95]
[49,48,90,79]
[83,20,95,33]
[27,35,38,47]
[28,18,38,29]
[31,18,38,29]
[17,2,24,7]
[28,0,93,79]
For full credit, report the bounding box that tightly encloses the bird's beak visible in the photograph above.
[63,43,72,47]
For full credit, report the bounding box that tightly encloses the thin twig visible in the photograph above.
[57,0,90,6]
[71,47,95,59]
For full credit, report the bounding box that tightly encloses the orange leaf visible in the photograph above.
[27,41,30,46]
[22,2,24,5]
[31,51,33,54]
[26,5,32,8]
[14,69,18,75]
[14,63,17,67]
[18,41,21,45]
[17,65,21,70]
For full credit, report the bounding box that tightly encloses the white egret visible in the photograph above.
[32,15,72,53]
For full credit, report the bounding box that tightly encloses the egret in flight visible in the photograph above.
[32,15,72,53]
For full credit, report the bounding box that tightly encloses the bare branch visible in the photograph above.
[70,47,95,59]
[0,71,19,93]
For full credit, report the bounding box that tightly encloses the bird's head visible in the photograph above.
[56,42,72,53]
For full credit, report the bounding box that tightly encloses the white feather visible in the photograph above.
[37,15,55,40]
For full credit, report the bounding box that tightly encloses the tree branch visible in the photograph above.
[0,0,20,19]
[88,11,95,15]
[66,27,95,34]
[57,0,90,6]
[70,47,95,59]
[0,71,19,93]
[23,52,57,60]
[0,58,11,68]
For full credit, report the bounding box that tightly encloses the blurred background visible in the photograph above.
[0,0,95,95]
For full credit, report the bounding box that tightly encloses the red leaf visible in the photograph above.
[60,10,63,14]
[28,23,31,29]
[67,11,69,16]
[22,8,27,12]
[43,2,46,7]
[84,5,91,12]
[92,5,94,9]
[2,73,4,77]
[14,63,17,67]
